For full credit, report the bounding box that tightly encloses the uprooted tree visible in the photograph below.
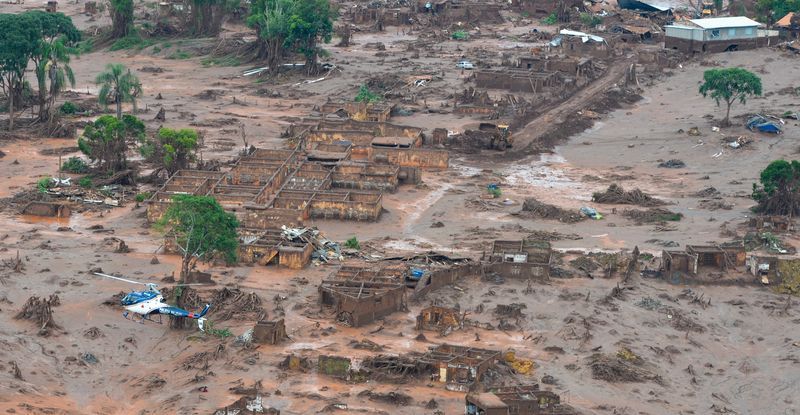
[752,160,800,216]
[698,67,762,127]
[78,114,145,173]
[156,195,238,328]
[96,63,142,120]
[141,127,200,176]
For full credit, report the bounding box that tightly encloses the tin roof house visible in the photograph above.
[664,16,779,54]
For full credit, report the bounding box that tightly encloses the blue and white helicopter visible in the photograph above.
[95,272,211,331]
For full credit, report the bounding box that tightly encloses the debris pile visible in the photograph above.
[357,390,413,406]
[210,288,266,321]
[658,159,685,168]
[281,226,341,263]
[1,251,25,272]
[520,198,584,223]
[622,208,683,224]
[15,295,61,334]
[592,184,666,207]
[587,352,662,384]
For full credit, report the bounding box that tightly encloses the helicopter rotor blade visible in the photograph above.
[174,283,215,286]
[93,272,147,286]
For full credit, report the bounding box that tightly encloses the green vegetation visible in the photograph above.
[698,68,762,126]
[135,191,152,202]
[752,160,800,215]
[354,84,381,103]
[756,0,800,22]
[37,177,52,193]
[156,195,240,273]
[157,194,239,328]
[579,12,602,27]
[655,212,683,222]
[204,321,233,338]
[344,237,360,250]
[109,34,155,51]
[541,12,558,25]
[488,187,502,198]
[0,11,81,129]
[248,0,336,75]
[96,63,143,119]
[141,127,199,175]
[78,177,93,188]
[60,101,78,114]
[167,49,193,60]
[451,30,469,40]
[109,0,134,39]
[78,114,145,172]
[61,156,89,173]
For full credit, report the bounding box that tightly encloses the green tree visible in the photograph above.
[698,68,762,127]
[78,114,145,172]
[0,13,41,131]
[756,0,800,23]
[248,0,335,74]
[141,127,199,175]
[286,0,335,74]
[156,195,238,327]
[247,0,293,71]
[354,84,380,103]
[752,160,800,216]
[96,63,142,119]
[25,11,81,122]
[109,0,134,39]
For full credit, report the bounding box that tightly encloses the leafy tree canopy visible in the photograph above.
[78,114,145,172]
[698,68,762,126]
[141,127,199,174]
[752,160,800,216]
[156,194,239,280]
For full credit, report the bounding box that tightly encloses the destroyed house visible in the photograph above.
[466,385,577,415]
[475,69,561,93]
[662,244,746,276]
[297,118,449,171]
[416,306,464,333]
[320,100,394,123]
[238,228,313,269]
[419,344,501,391]
[318,266,406,327]
[749,215,794,232]
[253,319,288,345]
[665,16,779,53]
[485,240,552,280]
[516,56,594,78]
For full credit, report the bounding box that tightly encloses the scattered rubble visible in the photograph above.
[592,184,667,207]
[520,197,584,223]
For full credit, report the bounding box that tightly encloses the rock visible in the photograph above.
[150,256,160,264]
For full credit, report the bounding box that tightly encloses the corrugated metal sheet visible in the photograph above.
[688,16,761,29]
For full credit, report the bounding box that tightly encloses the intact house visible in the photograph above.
[776,12,800,39]
[664,16,779,54]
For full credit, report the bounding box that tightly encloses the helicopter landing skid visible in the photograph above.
[122,312,163,325]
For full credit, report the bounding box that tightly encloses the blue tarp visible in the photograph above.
[746,116,782,134]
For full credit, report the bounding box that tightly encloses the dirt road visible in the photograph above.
[513,56,636,152]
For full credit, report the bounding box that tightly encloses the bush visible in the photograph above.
[37,177,52,193]
[541,13,557,25]
[580,12,602,27]
[78,177,93,188]
[168,50,192,60]
[62,156,89,173]
[135,192,152,202]
[355,84,381,103]
[60,101,78,115]
[344,237,360,250]
[109,34,155,51]
[451,30,469,40]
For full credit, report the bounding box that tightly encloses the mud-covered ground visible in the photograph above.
[1,1,800,414]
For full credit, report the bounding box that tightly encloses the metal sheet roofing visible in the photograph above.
[688,16,762,29]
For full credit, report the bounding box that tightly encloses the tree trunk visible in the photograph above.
[116,97,123,120]
[170,256,192,329]
[8,85,14,131]
[723,101,732,127]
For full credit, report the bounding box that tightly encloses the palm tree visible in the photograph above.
[35,38,76,122]
[96,63,141,120]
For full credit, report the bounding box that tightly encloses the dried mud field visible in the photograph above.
[1,1,800,415]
